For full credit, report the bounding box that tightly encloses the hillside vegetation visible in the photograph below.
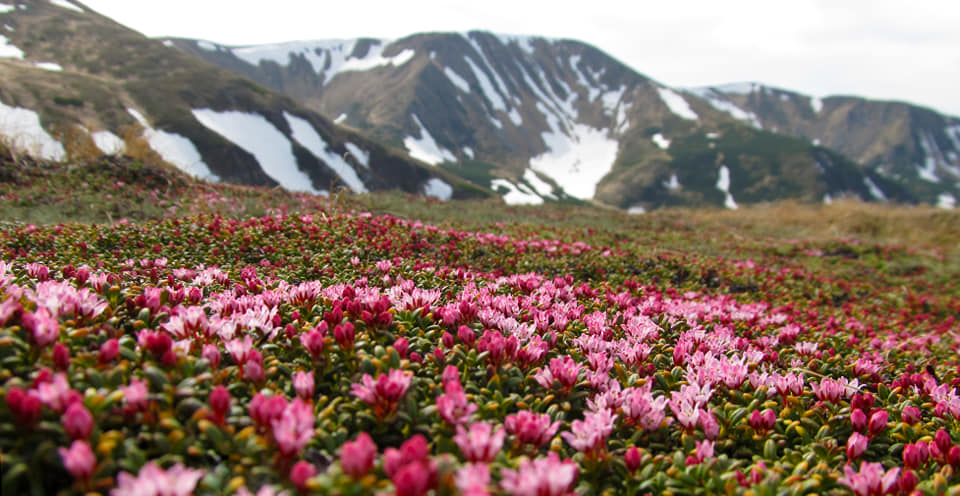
[1,146,959,495]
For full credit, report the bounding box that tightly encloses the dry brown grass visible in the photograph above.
[653,199,960,254]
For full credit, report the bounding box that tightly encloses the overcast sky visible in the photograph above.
[80,0,960,117]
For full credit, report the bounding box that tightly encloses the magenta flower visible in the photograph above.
[62,402,94,440]
[271,398,314,458]
[383,435,437,496]
[383,435,430,477]
[53,342,70,370]
[499,452,578,496]
[625,446,642,472]
[504,410,560,448]
[5,387,43,428]
[851,409,867,432]
[208,385,230,425]
[901,406,921,424]
[902,441,928,469]
[58,440,96,481]
[687,439,715,466]
[98,339,119,364]
[748,409,777,433]
[847,432,869,460]
[111,461,205,496]
[868,409,888,437]
[454,422,505,463]
[837,461,900,496]
[351,369,413,418]
[334,322,356,350]
[292,370,315,401]
[289,460,316,492]
[341,432,378,479]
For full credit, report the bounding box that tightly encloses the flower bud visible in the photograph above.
[625,446,642,472]
[53,342,71,370]
[901,406,921,425]
[846,432,868,460]
[850,409,867,432]
[290,460,316,492]
[867,409,888,437]
[98,338,119,364]
[62,402,94,440]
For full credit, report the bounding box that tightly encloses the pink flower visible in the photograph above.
[122,378,149,413]
[334,323,356,351]
[225,335,254,366]
[289,461,316,492]
[851,409,867,432]
[455,463,491,496]
[299,327,325,360]
[686,439,715,466]
[457,325,476,347]
[351,369,413,418]
[620,383,668,431]
[62,402,94,440]
[202,344,221,369]
[111,461,205,496]
[847,432,869,460]
[250,393,288,431]
[454,422,505,463]
[748,409,777,433]
[499,452,578,496]
[393,337,409,358]
[383,435,430,477]
[436,379,477,426]
[271,398,314,457]
[534,356,582,392]
[58,440,96,481]
[31,372,80,413]
[53,342,71,370]
[341,432,378,479]
[837,461,900,496]
[244,350,265,383]
[98,339,119,364]
[699,409,719,440]
[293,370,315,401]
[504,410,560,448]
[561,409,617,456]
[22,308,60,348]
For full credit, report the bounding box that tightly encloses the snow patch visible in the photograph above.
[423,178,453,200]
[507,107,523,126]
[344,142,369,168]
[196,40,218,52]
[810,97,823,114]
[283,112,367,193]
[863,177,887,200]
[191,108,317,192]
[463,56,506,112]
[657,87,698,121]
[704,95,761,128]
[162,40,174,47]
[0,3,14,13]
[463,33,511,103]
[462,146,474,159]
[713,82,759,94]
[937,193,956,209]
[334,113,347,124]
[49,0,82,12]
[523,168,556,199]
[91,130,125,155]
[627,205,646,214]
[491,178,543,205]
[443,66,471,93]
[663,174,680,190]
[652,133,670,150]
[34,61,62,71]
[716,165,738,209]
[530,123,618,200]
[0,33,23,58]
[495,34,538,55]
[403,114,455,165]
[0,101,65,160]
[232,39,413,84]
[127,109,215,181]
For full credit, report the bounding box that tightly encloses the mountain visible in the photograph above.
[0,0,481,200]
[173,31,956,210]
[686,83,960,208]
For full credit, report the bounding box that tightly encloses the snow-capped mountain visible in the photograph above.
[0,1,477,200]
[176,31,957,209]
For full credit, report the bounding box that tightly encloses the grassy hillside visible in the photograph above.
[1,146,959,495]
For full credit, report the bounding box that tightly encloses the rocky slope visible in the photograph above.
[175,31,948,209]
[0,1,480,200]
